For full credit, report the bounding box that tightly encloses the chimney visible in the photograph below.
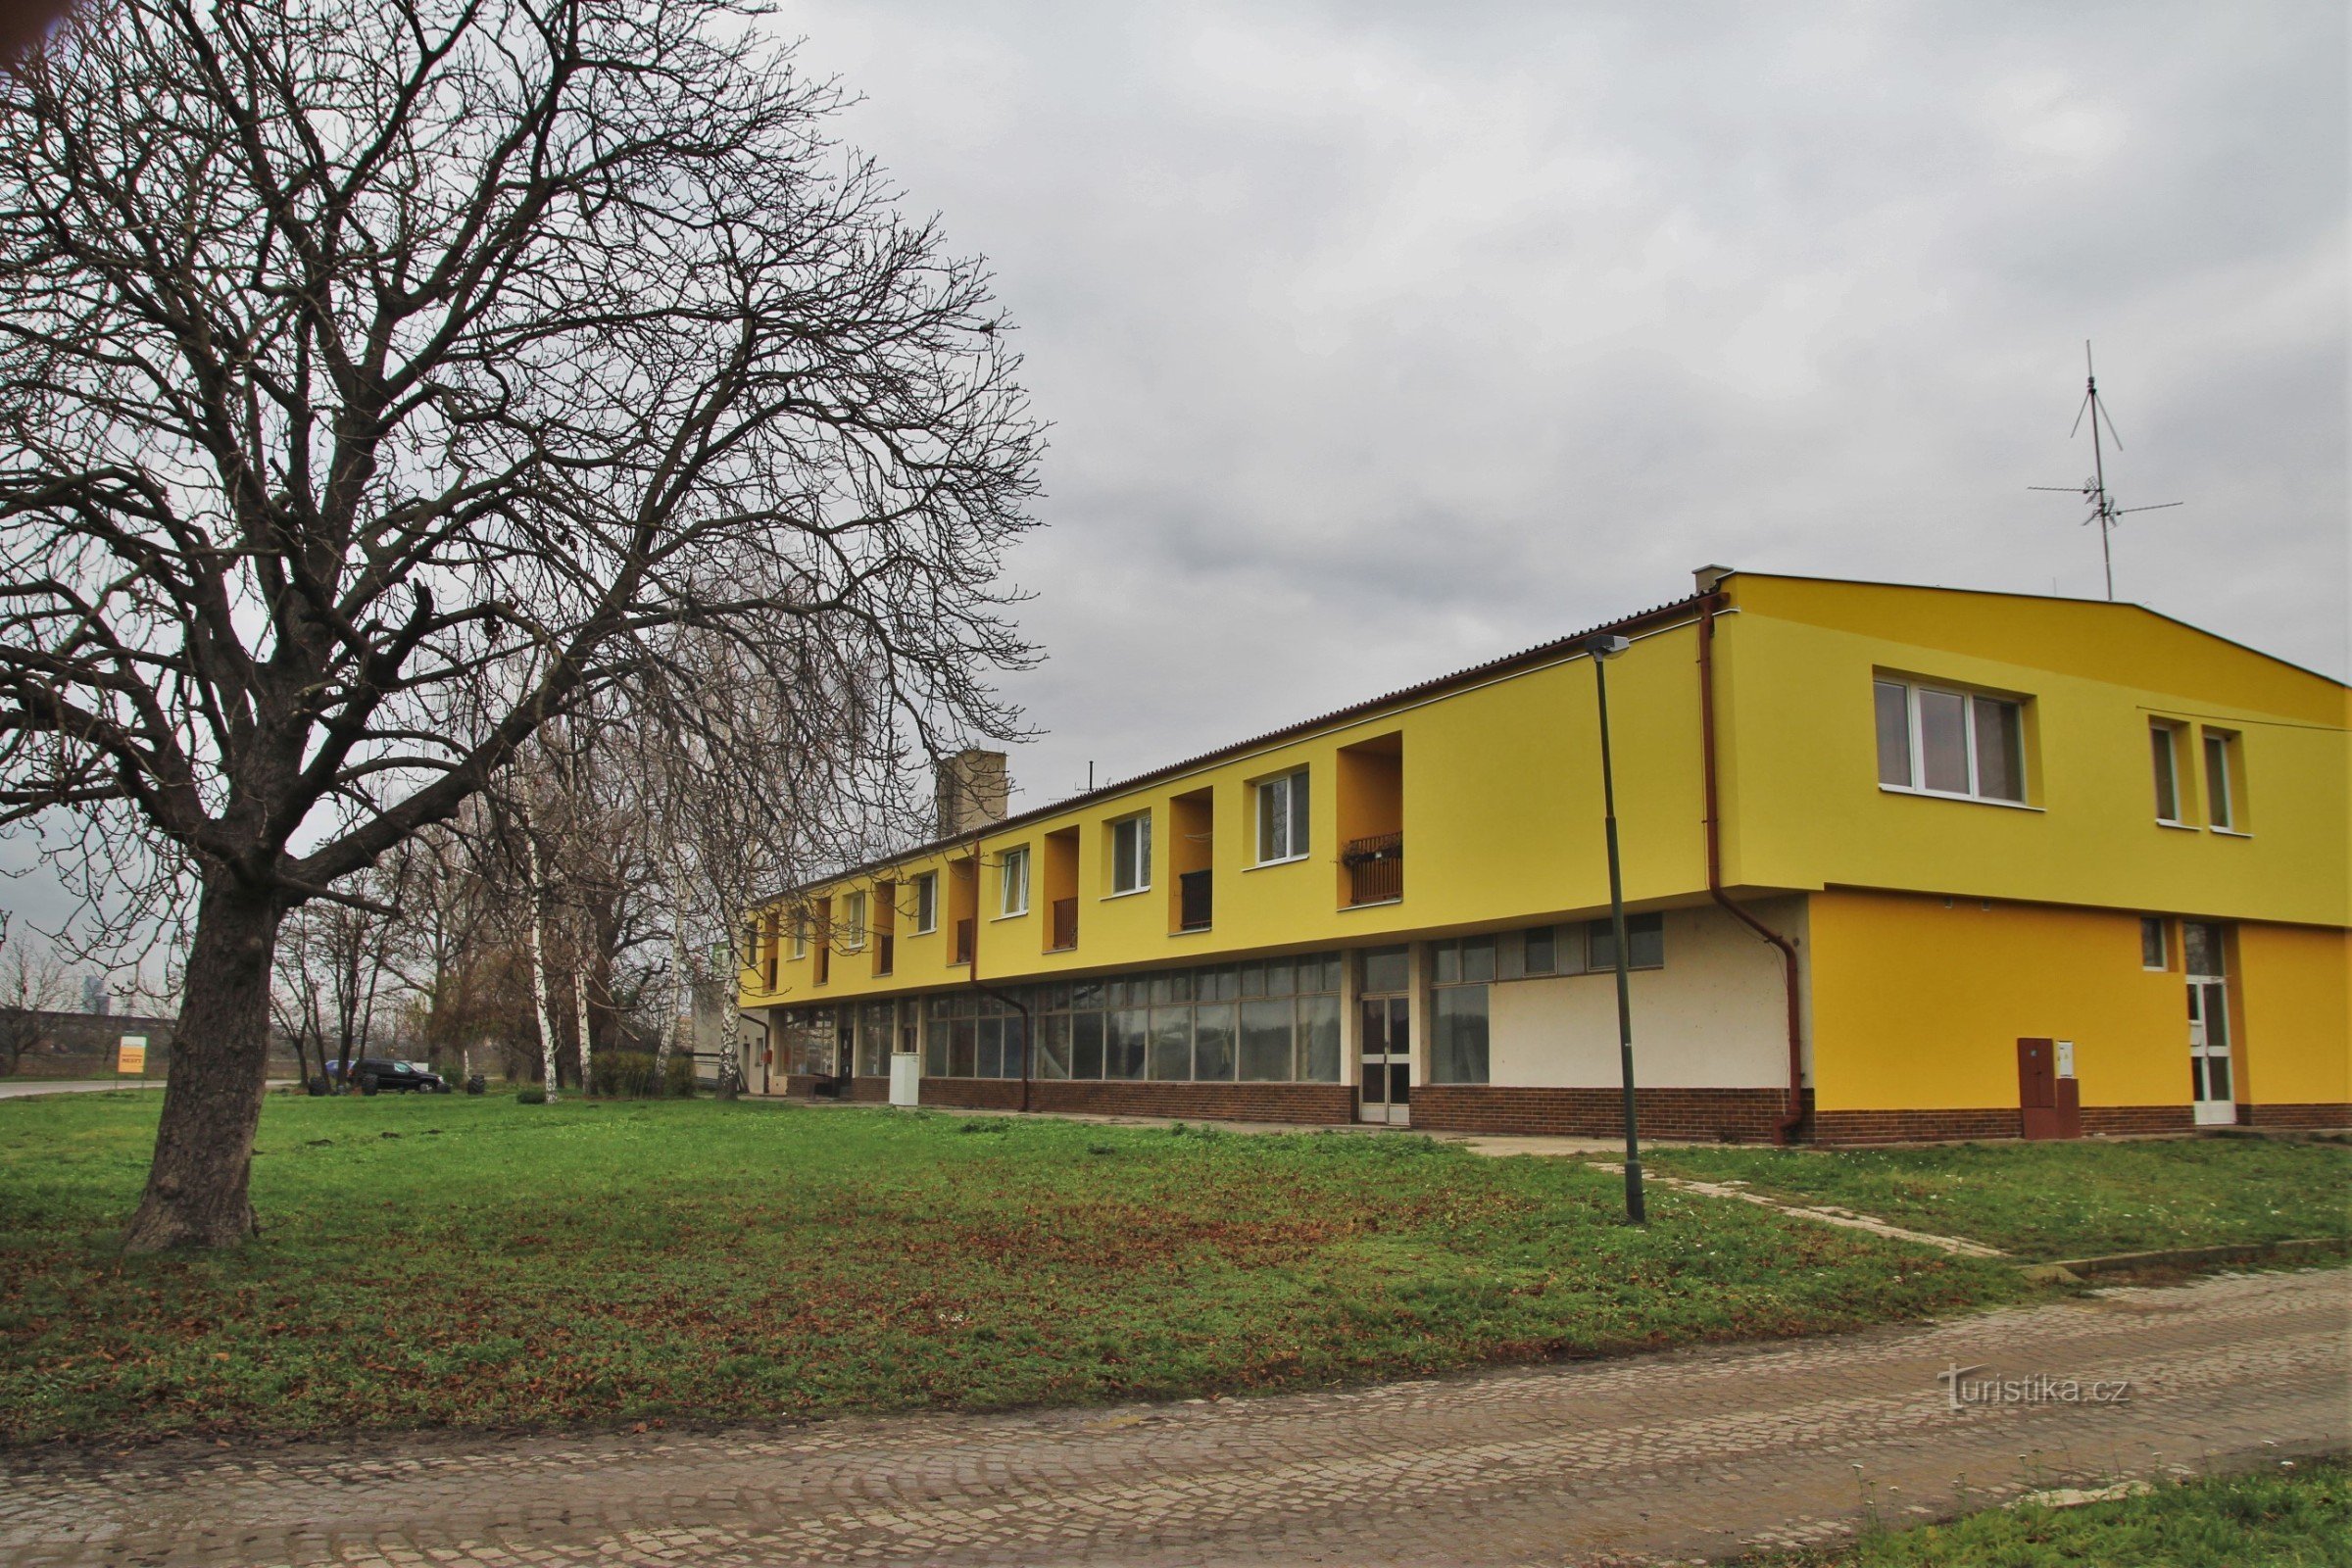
[1692,564,1735,597]
[936,749,1010,839]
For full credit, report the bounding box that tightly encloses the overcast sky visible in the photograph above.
[787,0,2349,811]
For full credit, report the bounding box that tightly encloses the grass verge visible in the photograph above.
[1743,1456,2349,1566]
[1,1092,2036,1446]
[1639,1138,2351,1259]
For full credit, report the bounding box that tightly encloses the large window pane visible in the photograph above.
[1361,945,1409,994]
[1239,999,1294,1081]
[1523,925,1556,974]
[1149,1007,1193,1080]
[1193,1003,1237,1081]
[1265,957,1296,997]
[1038,1014,1071,1079]
[2151,726,2180,820]
[1298,995,1342,1082]
[1001,1016,1025,1081]
[976,1016,1003,1079]
[949,1018,976,1078]
[1875,680,1912,787]
[1972,698,2023,802]
[1434,942,1459,984]
[1072,1011,1105,1079]
[1431,986,1490,1084]
[924,1018,949,1077]
[1461,935,1496,983]
[1918,688,1969,793]
[1106,1008,1147,1079]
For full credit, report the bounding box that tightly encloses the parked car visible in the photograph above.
[346,1057,450,1095]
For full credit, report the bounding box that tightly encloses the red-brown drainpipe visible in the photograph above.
[1697,595,1807,1144]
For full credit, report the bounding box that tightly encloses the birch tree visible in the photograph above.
[0,0,1040,1249]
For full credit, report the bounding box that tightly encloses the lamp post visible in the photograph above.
[1585,633,1646,1225]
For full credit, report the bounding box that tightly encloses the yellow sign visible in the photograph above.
[117,1035,148,1077]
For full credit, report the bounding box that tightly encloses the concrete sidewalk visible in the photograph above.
[2,1268,2342,1567]
[0,1079,160,1099]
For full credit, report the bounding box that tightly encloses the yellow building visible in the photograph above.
[739,568,2351,1142]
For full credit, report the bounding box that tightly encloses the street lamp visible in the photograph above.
[1584,632,1646,1225]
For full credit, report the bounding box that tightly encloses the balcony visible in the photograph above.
[1178,869,1213,931]
[953,917,975,965]
[1343,832,1402,906]
[1050,897,1078,952]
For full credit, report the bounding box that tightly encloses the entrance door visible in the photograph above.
[1358,996,1410,1125]
[2187,978,2235,1126]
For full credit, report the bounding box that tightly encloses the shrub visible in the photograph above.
[662,1053,698,1099]
[515,1088,547,1105]
[589,1051,660,1100]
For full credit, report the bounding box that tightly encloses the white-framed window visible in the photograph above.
[1110,812,1152,894]
[999,845,1030,917]
[788,914,808,960]
[912,870,938,934]
[839,890,867,949]
[1874,678,2026,804]
[2140,916,2169,971]
[2202,729,2240,830]
[1255,768,1310,863]
[2150,721,2185,823]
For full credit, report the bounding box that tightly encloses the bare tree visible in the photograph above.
[0,914,71,1074]
[0,0,1040,1249]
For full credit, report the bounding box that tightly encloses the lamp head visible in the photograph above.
[1584,633,1631,660]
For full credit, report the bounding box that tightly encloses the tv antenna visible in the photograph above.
[2031,341,2180,601]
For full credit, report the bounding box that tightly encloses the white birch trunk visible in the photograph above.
[524,826,560,1102]
[572,919,595,1097]
[658,871,688,1084]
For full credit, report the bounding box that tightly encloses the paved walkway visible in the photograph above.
[3,1269,2342,1567]
[0,1079,160,1099]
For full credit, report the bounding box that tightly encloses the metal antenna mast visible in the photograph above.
[2031,341,2180,600]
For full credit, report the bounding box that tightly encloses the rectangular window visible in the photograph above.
[1877,678,2028,804]
[1071,1010,1105,1079]
[1297,994,1342,1082]
[1255,768,1310,863]
[1588,912,1666,970]
[1038,1013,1071,1080]
[2202,731,2239,830]
[788,916,807,961]
[1238,998,1294,1081]
[1431,985,1490,1085]
[1111,812,1152,894]
[1148,1007,1191,1080]
[2140,916,2169,971]
[913,872,938,934]
[999,846,1030,917]
[1360,944,1410,995]
[1106,1007,1148,1079]
[1522,925,1556,975]
[2182,921,2226,978]
[840,891,867,949]
[1192,1003,1237,1081]
[2152,723,2183,822]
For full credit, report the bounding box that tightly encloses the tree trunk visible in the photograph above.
[121,879,284,1252]
[571,931,594,1096]
[657,875,686,1081]
[525,828,559,1101]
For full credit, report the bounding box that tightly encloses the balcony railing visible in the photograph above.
[875,933,894,976]
[1050,897,1078,952]
[953,917,975,965]
[1178,868,1213,931]
[1343,832,1403,906]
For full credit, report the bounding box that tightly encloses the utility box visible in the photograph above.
[889,1052,921,1107]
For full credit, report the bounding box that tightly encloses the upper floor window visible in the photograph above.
[2140,916,2169,971]
[1875,678,2025,804]
[2150,721,2185,823]
[999,846,1030,917]
[912,871,938,934]
[839,891,867,949]
[1256,768,1310,863]
[788,914,808,960]
[1587,912,1665,971]
[2202,729,2242,831]
[1110,812,1152,894]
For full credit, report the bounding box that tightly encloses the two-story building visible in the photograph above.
[738,568,2350,1142]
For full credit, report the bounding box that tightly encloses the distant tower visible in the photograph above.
[2032,342,2180,600]
[81,975,109,1015]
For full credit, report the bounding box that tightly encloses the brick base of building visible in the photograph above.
[1411,1086,1791,1142]
[1029,1081,1356,1124]
[1809,1103,2200,1144]
[2244,1102,2352,1130]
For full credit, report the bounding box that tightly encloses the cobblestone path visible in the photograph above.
[2,1269,2342,1567]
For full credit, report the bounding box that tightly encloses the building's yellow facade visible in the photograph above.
[740,569,2351,1142]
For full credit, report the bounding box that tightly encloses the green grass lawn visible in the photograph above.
[0,1092,2036,1446]
[1642,1138,2352,1260]
[1747,1457,2349,1567]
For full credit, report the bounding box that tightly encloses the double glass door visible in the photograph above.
[1358,996,1410,1125]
